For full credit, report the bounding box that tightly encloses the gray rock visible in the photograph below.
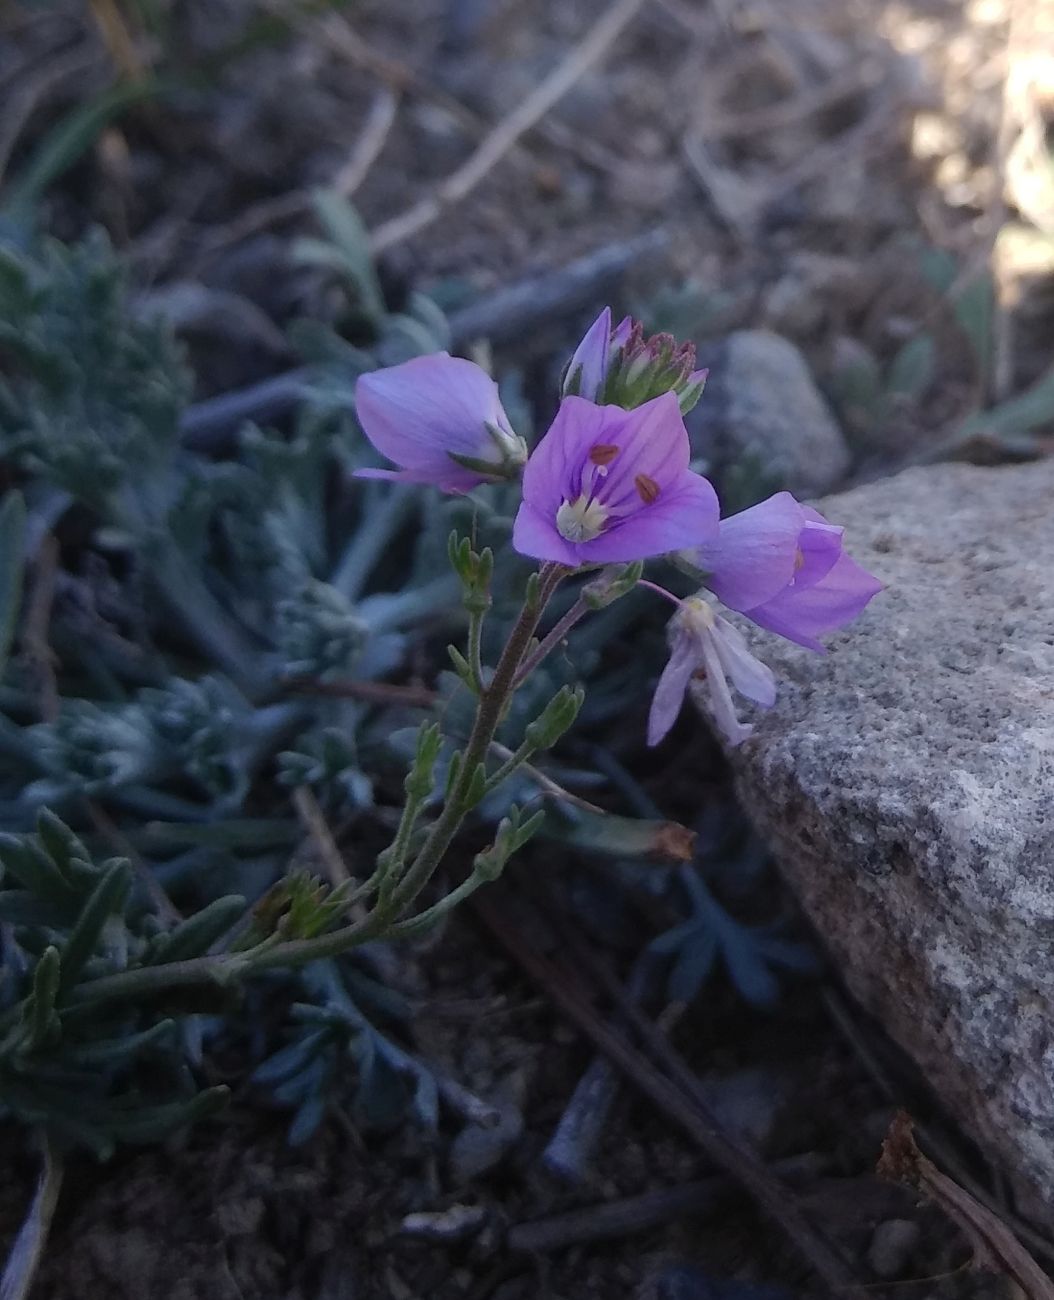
[867,1219,921,1279]
[710,459,1054,1222]
[691,330,850,496]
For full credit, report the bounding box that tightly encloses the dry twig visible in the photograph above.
[879,1112,1054,1300]
[195,87,400,263]
[365,0,650,254]
[473,890,863,1296]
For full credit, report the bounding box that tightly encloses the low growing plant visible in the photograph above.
[0,224,882,1296]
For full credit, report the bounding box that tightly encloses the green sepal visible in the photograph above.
[447,644,478,692]
[473,805,545,881]
[461,761,488,811]
[524,684,585,750]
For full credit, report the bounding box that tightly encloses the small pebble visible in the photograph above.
[399,1203,488,1242]
[867,1218,921,1279]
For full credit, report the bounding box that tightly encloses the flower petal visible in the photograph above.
[520,396,614,521]
[748,551,884,651]
[354,465,479,492]
[577,470,719,563]
[355,353,511,477]
[647,636,699,746]
[511,501,581,566]
[711,616,777,706]
[700,492,806,611]
[697,633,754,746]
[565,307,611,400]
[792,514,844,591]
[595,392,691,506]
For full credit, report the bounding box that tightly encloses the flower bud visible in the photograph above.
[561,311,709,413]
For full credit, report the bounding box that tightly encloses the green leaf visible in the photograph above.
[19,945,61,1051]
[952,273,994,388]
[0,834,79,905]
[35,810,89,879]
[146,895,246,963]
[303,191,385,324]
[959,361,1054,439]
[885,335,936,403]
[103,1085,230,1143]
[3,79,166,219]
[539,808,696,864]
[58,860,131,992]
[61,1020,176,1065]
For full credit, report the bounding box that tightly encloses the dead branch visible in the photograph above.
[472,890,864,1297]
[365,0,650,254]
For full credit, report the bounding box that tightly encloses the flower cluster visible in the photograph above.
[354,310,882,746]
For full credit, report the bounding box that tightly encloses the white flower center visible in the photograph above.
[679,595,717,639]
[556,494,609,543]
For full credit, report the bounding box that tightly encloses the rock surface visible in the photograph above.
[709,459,1054,1222]
[691,330,850,496]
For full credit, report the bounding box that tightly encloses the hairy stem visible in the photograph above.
[513,594,590,686]
[385,563,565,914]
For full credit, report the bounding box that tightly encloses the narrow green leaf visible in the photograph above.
[885,335,936,402]
[3,80,166,218]
[36,811,89,879]
[959,361,1054,438]
[58,860,131,992]
[147,895,246,963]
[308,190,385,323]
[20,945,61,1051]
[103,1085,230,1143]
[0,835,79,905]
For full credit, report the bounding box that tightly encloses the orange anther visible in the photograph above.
[635,473,660,504]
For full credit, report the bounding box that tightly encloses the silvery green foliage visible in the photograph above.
[0,231,189,511]
[251,959,439,1144]
[0,228,464,1153]
[0,811,233,1158]
[277,727,374,812]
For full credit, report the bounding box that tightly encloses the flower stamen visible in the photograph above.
[556,494,609,543]
[635,473,661,504]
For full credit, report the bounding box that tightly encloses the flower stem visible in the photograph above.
[385,563,565,915]
[513,594,590,686]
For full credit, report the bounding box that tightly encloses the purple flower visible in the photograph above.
[354,353,527,493]
[648,596,776,747]
[696,492,883,652]
[512,393,719,567]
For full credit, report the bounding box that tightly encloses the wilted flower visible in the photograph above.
[694,492,883,651]
[648,595,776,747]
[354,353,527,492]
[513,393,719,567]
[562,309,707,413]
